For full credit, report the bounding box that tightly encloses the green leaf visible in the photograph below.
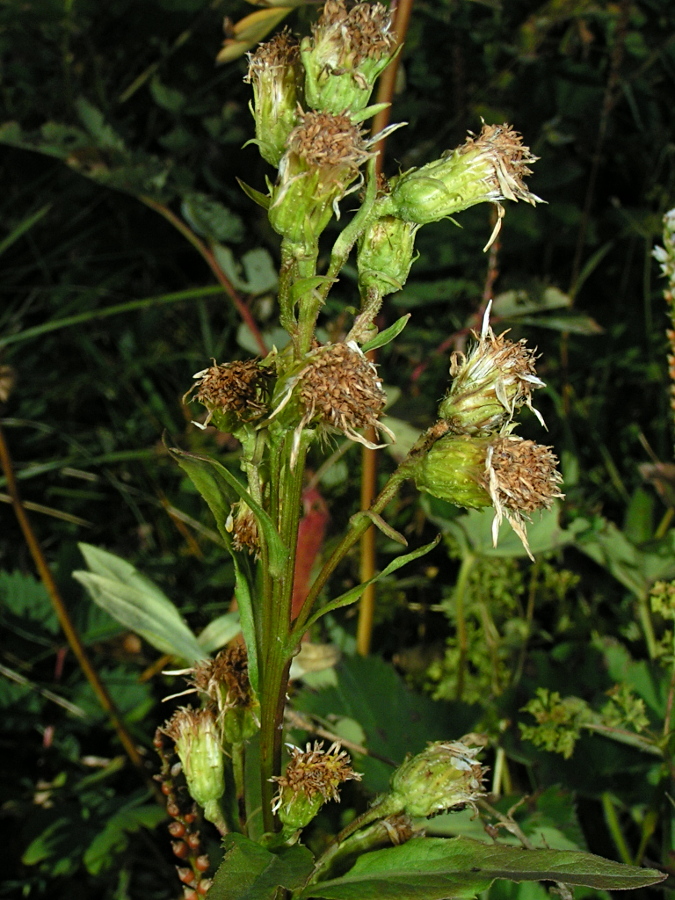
[0,203,52,257]
[170,448,289,691]
[236,178,271,210]
[75,98,126,152]
[83,803,166,875]
[0,569,59,633]
[149,77,186,112]
[181,192,244,243]
[577,518,675,600]
[170,448,286,577]
[427,502,586,559]
[302,836,665,899]
[209,833,314,900]
[300,538,439,632]
[362,314,411,352]
[197,612,242,653]
[294,656,476,793]
[74,544,206,663]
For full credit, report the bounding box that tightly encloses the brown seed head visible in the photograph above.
[288,110,371,174]
[314,0,396,67]
[296,342,391,448]
[191,645,254,711]
[246,28,300,83]
[227,501,260,557]
[187,359,271,427]
[457,123,540,206]
[483,434,564,558]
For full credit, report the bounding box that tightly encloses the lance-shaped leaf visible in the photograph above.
[362,314,411,353]
[296,538,438,636]
[209,833,314,900]
[301,836,665,899]
[170,447,288,691]
[74,544,206,663]
[170,447,286,574]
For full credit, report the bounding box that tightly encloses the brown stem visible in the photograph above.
[140,196,268,357]
[0,423,160,799]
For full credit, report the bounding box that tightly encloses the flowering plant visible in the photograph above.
[72,3,665,898]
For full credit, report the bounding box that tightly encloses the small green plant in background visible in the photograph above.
[65,3,666,897]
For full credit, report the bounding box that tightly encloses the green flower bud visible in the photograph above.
[162,708,226,828]
[245,30,303,168]
[271,741,362,831]
[387,741,486,818]
[300,0,398,116]
[357,213,420,299]
[438,308,545,434]
[269,111,373,246]
[414,433,493,510]
[378,124,542,233]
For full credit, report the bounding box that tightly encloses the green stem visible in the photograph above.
[453,554,475,702]
[317,157,380,309]
[292,422,449,638]
[637,594,658,661]
[259,433,310,832]
[601,792,633,865]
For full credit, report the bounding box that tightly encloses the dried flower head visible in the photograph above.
[189,645,260,744]
[485,434,564,558]
[271,741,362,829]
[439,305,545,434]
[413,431,563,559]
[379,123,542,248]
[245,29,303,167]
[301,0,398,115]
[269,111,374,244]
[186,359,272,431]
[226,501,260,557]
[272,342,393,464]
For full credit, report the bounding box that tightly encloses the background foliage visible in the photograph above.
[1,0,675,897]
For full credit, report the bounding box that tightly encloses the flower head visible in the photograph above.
[245,29,303,167]
[271,741,361,829]
[186,359,272,432]
[269,110,374,245]
[379,124,542,246]
[439,306,545,434]
[272,341,393,464]
[300,0,398,115]
[413,431,563,559]
[226,501,260,558]
[191,646,260,744]
[161,707,226,826]
[387,740,487,818]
